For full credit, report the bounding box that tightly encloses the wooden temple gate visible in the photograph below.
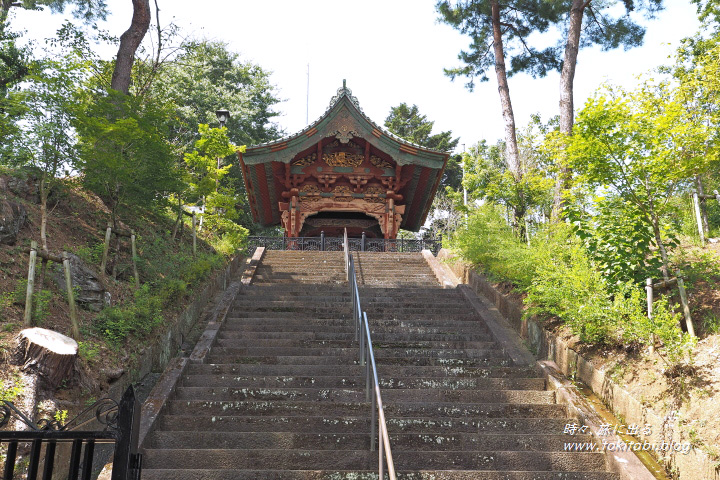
[239,82,448,240]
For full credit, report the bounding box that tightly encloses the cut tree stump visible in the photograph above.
[16,328,78,389]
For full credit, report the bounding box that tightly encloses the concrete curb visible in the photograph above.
[539,361,656,480]
[458,284,535,367]
[421,249,459,288]
[241,247,265,285]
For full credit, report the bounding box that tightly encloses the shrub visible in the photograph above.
[453,207,695,362]
[94,285,162,345]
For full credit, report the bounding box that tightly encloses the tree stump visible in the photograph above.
[16,328,78,389]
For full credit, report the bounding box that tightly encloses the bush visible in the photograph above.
[94,285,162,345]
[452,205,534,287]
[526,225,616,343]
[452,207,695,361]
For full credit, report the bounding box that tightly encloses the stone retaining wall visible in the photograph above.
[440,250,719,480]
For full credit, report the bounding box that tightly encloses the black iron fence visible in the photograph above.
[248,233,442,255]
[1,385,142,480]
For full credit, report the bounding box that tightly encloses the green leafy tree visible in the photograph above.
[567,80,714,280]
[384,102,461,190]
[151,40,282,148]
[183,124,248,253]
[437,0,566,180]
[74,91,182,227]
[464,117,554,237]
[669,35,720,234]
[384,103,458,152]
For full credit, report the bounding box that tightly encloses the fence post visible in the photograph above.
[693,192,705,245]
[191,214,197,256]
[62,252,81,339]
[676,276,695,337]
[646,278,654,354]
[361,232,366,252]
[24,241,38,327]
[321,231,325,251]
[112,386,142,480]
[130,231,140,289]
[101,224,112,274]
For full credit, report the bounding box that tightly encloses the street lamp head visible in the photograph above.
[215,109,230,127]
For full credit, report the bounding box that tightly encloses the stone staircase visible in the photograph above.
[140,250,619,479]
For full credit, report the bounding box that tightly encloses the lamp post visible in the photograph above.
[214,109,230,193]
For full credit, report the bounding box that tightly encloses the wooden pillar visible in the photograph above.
[101,224,112,274]
[130,230,140,289]
[192,214,197,256]
[24,241,37,327]
[62,252,81,339]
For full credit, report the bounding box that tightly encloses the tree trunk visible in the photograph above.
[16,327,78,389]
[172,196,182,240]
[552,0,587,220]
[37,175,49,293]
[695,175,710,234]
[110,0,151,95]
[649,206,670,281]
[490,0,520,180]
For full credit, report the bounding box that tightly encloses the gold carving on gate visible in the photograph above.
[332,185,353,202]
[364,185,385,203]
[299,184,321,203]
[323,152,364,168]
[293,153,317,166]
[370,155,393,169]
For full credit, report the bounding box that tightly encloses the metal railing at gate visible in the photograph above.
[0,385,142,480]
[248,233,441,255]
[343,229,396,480]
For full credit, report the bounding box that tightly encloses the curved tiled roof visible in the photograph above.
[248,81,446,156]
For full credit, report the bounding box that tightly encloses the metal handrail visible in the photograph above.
[343,229,396,479]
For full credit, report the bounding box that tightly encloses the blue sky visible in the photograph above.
[12,1,703,151]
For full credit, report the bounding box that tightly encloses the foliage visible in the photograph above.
[0,375,23,403]
[93,284,162,345]
[568,196,669,286]
[436,0,662,87]
[73,242,105,266]
[463,116,555,235]
[384,103,458,153]
[565,80,714,277]
[149,39,282,148]
[1,0,107,23]
[183,124,248,254]
[74,91,182,222]
[32,289,53,325]
[451,208,695,363]
[451,204,534,286]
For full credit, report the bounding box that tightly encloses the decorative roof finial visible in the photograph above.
[343,79,346,89]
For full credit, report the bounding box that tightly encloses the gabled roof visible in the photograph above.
[243,82,448,169]
[239,82,449,232]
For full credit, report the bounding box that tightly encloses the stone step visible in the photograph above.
[219,323,489,335]
[217,331,493,342]
[214,338,499,351]
[140,470,619,480]
[142,448,607,471]
[204,346,507,360]
[225,311,480,321]
[180,374,545,390]
[155,414,573,434]
[145,431,595,452]
[202,353,512,367]
[185,363,541,379]
[172,387,554,404]
[166,400,567,419]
